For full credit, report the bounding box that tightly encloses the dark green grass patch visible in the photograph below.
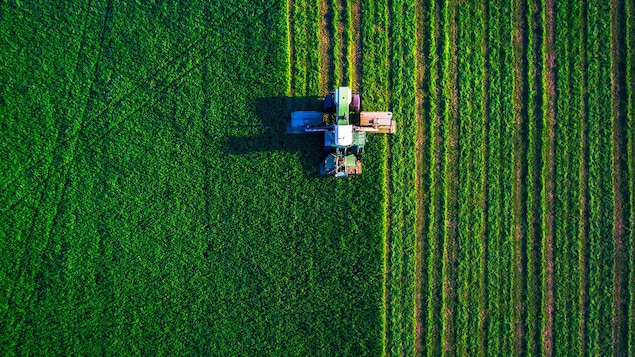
[1,1,383,355]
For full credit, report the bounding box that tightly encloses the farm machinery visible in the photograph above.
[287,86,395,177]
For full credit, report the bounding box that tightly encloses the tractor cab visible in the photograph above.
[288,86,395,177]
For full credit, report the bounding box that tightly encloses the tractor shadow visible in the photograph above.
[222,96,328,178]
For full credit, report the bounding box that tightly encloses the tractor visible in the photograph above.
[287,86,395,177]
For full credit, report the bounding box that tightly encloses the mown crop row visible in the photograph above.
[378,0,634,354]
[423,0,444,354]
[359,1,390,354]
[553,0,582,354]
[456,2,487,356]
[491,0,517,354]
[376,0,419,354]
[586,0,615,354]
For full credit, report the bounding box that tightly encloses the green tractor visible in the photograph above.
[287,86,395,177]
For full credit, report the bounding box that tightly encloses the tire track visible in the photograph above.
[4,0,100,348]
[81,3,279,146]
[1,0,95,214]
[1,2,273,213]
[0,0,92,202]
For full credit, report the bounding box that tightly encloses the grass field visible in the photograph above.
[1,0,634,355]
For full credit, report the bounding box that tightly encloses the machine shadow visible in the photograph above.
[222,96,328,178]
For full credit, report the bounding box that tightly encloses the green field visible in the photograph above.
[1,0,634,355]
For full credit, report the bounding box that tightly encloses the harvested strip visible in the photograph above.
[440,0,459,353]
[511,0,529,353]
[413,0,431,353]
[425,0,445,354]
[455,2,482,354]
[524,0,544,352]
[485,0,509,353]
[553,0,583,353]
[540,0,557,353]
[497,0,515,353]
[360,0,391,352]
[586,0,615,353]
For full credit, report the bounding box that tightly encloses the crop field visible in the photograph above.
[1,0,633,356]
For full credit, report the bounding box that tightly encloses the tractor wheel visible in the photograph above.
[351,94,361,113]
[323,94,335,114]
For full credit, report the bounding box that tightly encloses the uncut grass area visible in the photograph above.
[0,1,384,355]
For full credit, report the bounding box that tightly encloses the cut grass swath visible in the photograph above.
[524,0,544,352]
[455,2,485,354]
[440,0,459,354]
[553,0,583,353]
[360,0,390,353]
[586,0,614,353]
[540,0,557,352]
[386,0,418,353]
[425,0,444,354]
[511,0,530,353]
